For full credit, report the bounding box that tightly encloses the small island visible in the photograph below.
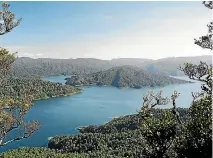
[65,66,191,88]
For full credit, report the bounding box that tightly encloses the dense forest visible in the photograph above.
[11,57,112,77]
[47,108,189,158]
[78,108,189,134]
[0,78,81,101]
[11,55,212,77]
[65,66,190,88]
[0,147,88,158]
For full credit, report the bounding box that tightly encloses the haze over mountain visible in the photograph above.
[145,55,213,76]
[11,55,212,77]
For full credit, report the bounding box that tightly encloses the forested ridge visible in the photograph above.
[11,55,212,77]
[0,78,81,101]
[65,66,190,88]
[11,57,112,77]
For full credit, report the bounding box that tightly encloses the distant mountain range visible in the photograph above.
[145,56,213,76]
[11,55,212,77]
[65,65,190,88]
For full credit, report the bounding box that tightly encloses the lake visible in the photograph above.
[0,75,201,152]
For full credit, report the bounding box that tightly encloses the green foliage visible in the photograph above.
[48,108,188,158]
[174,95,212,158]
[140,109,184,157]
[0,77,80,146]
[79,108,189,134]
[0,78,81,100]
[0,147,88,158]
[65,66,190,88]
[12,58,112,78]
[0,48,16,78]
[49,130,146,158]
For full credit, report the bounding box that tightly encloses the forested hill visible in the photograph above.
[0,78,81,101]
[11,55,212,77]
[11,57,113,77]
[65,66,190,88]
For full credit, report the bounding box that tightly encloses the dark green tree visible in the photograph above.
[174,2,212,157]
[140,2,212,157]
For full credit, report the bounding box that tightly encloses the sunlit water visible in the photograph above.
[0,75,201,152]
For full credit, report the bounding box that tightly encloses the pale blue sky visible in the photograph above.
[1,1,212,59]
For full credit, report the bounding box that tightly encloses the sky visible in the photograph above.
[0,1,212,60]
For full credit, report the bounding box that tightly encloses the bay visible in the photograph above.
[0,75,201,152]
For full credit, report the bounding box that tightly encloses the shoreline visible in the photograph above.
[33,90,83,101]
[67,81,194,90]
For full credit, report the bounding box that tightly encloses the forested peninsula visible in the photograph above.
[65,66,191,88]
[0,78,82,101]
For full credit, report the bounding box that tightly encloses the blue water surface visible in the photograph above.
[0,75,201,152]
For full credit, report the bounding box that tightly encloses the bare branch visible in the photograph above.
[179,62,212,95]
[171,91,182,124]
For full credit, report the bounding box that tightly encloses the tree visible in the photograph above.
[194,1,213,50]
[138,90,184,157]
[0,2,20,76]
[174,2,212,157]
[140,2,212,157]
[0,2,39,147]
[0,2,22,35]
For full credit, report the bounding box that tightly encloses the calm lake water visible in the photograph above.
[0,75,201,152]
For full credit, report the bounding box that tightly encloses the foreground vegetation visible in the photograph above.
[65,66,190,88]
[78,108,189,134]
[0,147,88,158]
[48,108,190,158]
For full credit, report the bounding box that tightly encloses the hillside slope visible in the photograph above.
[0,77,81,100]
[65,66,190,88]
[11,55,212,77]
[11,57,112,77]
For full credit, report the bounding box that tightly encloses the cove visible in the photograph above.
[0,75,201,153]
